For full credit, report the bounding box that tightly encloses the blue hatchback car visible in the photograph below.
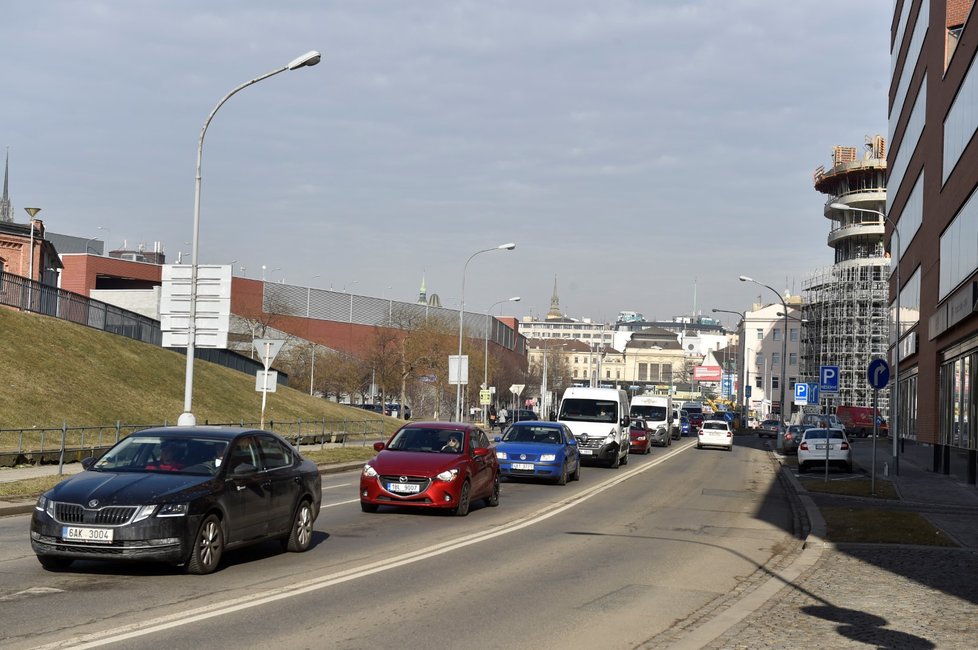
[495,421,581,485]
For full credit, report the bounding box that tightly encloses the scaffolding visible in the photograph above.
[804,136,890,415]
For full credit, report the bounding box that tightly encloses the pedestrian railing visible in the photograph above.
[0,418,386,469]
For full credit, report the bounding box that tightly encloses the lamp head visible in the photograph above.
[829,202,847,210]
[739,275,752,283]
[510,296,521,302]
[498,242,517,250]
[288,50,322,70]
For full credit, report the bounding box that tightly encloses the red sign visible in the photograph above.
[693,366,723,382]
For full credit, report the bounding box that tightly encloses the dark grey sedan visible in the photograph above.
[31,426,322,574]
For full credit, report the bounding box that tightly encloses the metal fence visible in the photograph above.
[0,270,161,344]
[0,418,387,468]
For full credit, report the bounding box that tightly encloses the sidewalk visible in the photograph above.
[691,437,978,649]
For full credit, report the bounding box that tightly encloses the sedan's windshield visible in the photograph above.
[501,425,563,444]
[93,436,229,476]
[386,427,466,453]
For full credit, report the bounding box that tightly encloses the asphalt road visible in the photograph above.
[0,436,795,649]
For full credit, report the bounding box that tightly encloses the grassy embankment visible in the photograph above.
[0,308,398,493]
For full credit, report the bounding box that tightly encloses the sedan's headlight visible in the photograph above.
[436,468,459,482]
[362,464,378,478]
[540,454,556,462]
[35,494,48,512]
[157,503,189,518]
[496,451,508,460]
[133,505,158,523]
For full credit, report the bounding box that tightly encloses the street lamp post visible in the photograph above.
[830,202,901,474]
[713,308,748,428]
[740,276,789,434]
[484,296,521,395]
[456,243,517,422]
[178,50,321,427]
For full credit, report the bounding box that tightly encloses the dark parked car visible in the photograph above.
[757,419,783,439]
[510,409,538,423]
[783,424,805,454]
[358,404,385,414]
[359,422,500,516]
[30,427,322,574]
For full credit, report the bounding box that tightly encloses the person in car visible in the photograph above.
[147,442,184,471]
[441,435,462,453]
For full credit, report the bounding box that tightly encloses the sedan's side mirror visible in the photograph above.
[373,442,386,452]
[473,447,492,458]
[81,456,97,470]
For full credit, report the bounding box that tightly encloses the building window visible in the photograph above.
[789,377,797,389]
[773,328,782,342]
[755,375,763,389]
[772,352,781,366]
[756,354,764,369]
[790,327,798,342]
[789,353,798,366]
[772,376,780,390]
[756,328,763,340]
[638,363,648,381]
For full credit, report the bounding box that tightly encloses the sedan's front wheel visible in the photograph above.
[283,500,314,552]
[187,514,223,575]
[454,481,471,517]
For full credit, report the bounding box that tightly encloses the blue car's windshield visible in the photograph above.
[501,425,563,444]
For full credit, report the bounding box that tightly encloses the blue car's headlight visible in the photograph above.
[540,454,556,462]
[496,451,508,460]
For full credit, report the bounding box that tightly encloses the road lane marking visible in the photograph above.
[322,482,352,491]
[322,498,359,508]
[37,442,694,649]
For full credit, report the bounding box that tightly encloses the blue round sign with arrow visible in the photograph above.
[867,358,890,390]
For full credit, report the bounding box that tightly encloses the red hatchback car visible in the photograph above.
[359,422,500,516]
[628,418,654,455]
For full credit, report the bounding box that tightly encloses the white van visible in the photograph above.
[557,387,630,468]
[629,394,677,444]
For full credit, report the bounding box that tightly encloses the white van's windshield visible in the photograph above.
[559,398,618,423]
[631,405,667,421]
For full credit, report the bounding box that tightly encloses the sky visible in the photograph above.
[1,0,890,328]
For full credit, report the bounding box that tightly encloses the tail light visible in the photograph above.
[726,432,732,438]
[799,442,809,451]
[841,441,849,450]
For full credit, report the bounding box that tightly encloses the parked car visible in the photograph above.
[358,403,385,414]
[495,421,580,484]
[783,424,806,454]
[797,428,852,473]
[756,419,783,439]
[30,427,322,574]
[697,419,734,451]
[384,403,412,419]
[510,409,538,423]
[359,422,499,516]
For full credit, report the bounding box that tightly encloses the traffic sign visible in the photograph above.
[819,365,840,393]
[510,384,525,396]
[794,382,809,406]
[807,383,820,404]
[867,359,890,389]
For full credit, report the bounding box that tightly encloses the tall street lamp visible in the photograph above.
[484,296,520,401]
[712,308,748,428]
[456,243,517,422]
[830,202,901,474]
[178,50,321,427]
[740,276,788,432]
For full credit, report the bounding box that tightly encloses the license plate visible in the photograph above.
[816,444,828,450]
[511,462,534,470]
[387,482,420,493]
[579,449,593,455]
[62,526,114,543]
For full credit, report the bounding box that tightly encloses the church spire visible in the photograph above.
[0,148,11,223]
[546,275,562,320]
[417,272,428,305]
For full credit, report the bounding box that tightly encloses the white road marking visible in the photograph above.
[0,586,65,602]
[322,498,359,508]
[322,483,352,491]
[37,442,694,649]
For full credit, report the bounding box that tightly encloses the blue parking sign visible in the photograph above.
[794,382,809,405]
[820,365,840,393]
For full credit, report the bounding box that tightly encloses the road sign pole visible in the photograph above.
[872,387,878,496]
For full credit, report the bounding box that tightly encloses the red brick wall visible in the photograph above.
[947,0,974,27]
[59,254,162,297]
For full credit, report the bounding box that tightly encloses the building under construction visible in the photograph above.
[803,136,890,414]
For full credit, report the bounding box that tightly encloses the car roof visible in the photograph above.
[131,426,265,441]
[509,420,559,427]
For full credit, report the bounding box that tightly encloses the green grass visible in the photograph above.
[820,506,958,546]
[0,308,402,434]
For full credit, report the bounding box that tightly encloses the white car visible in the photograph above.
[797,428,852,473]
[697,419,733,451]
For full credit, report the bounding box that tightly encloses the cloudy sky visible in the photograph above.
[2,0,889,326]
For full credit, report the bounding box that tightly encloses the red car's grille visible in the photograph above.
[378,475,432,495]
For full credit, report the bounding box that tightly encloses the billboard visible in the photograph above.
[693,366,723,382]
